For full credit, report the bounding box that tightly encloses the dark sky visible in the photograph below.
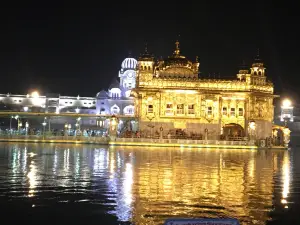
[0,2,299,100]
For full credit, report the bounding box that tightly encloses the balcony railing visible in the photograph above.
[115,137,255,147]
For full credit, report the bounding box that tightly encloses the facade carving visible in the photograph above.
[132,41,276,139]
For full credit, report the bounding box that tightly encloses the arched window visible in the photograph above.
[123,105,134,115]
[110,104,120,115]
[100,108,105,115]
[258,71,262,76]
[110,88,121,99]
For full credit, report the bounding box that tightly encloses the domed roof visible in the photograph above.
[121,57,137,70]
[109,79,120,89]
[164,40,191,65]
[96,90,108,98]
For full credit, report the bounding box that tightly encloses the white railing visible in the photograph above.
[115,137,253,146]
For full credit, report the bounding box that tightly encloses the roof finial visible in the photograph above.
[128,50,132,57]
[174,40,180,56]
[144,42,148,53]
[254,48,262,62]
[196,56,199,63]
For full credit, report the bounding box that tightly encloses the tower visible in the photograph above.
[137,43,155,85]
[249,49,267,85]
[236,60,249,82]
[118,52,137,96]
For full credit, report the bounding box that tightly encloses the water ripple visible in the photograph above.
[0,143,299,224]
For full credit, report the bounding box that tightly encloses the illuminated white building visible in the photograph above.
[0,57,137,117]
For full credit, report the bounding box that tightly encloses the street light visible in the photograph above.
[282,99,292,108]
[18,120,22,132]
[76,117,81,131]
[42,121,47,139]
[23,106,29,112]
[25,122,29,135]
[75,108,80,113]
[281,98,293,124]
[31,91,39,98]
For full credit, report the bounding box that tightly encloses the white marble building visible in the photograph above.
[0,57,138,131]
[0,57,137,116]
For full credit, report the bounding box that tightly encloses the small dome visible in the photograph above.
[109,79,120,90]
[121,58,137,70]
[96,90,108,98]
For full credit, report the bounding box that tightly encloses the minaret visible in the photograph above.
[137,43,155,84]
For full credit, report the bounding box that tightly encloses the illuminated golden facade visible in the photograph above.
[132,41,275,139]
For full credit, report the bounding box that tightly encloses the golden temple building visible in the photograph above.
[132,41,275,140]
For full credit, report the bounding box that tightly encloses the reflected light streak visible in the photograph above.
[248,158,255,178]
[116,162,133,222]
[109,152,115,179]
[75,152,80,177]
[12,149,19,176]
[27,161,37,197]
[22,147,27,172]
[281,152,290,204]
[124,163,133,205]
[117,152,121,168]
[93,148,107,175]
[53,149,58,174]
[64,149,70,172]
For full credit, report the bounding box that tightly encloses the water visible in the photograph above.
[0,143,299,225]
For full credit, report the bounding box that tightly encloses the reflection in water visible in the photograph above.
[281,151,291,208]
[0,143,296,225]
[27,160,37,197]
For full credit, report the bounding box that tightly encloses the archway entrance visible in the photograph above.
[272,125,289,146]
[223,123,245,140]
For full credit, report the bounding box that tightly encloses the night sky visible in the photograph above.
[1,2,299,101]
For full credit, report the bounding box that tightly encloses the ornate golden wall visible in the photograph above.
[132,42,275,138]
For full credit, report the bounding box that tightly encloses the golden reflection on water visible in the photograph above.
[116,147,290,225]
[2,143,291,225]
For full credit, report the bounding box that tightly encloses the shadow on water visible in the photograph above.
[0,142,299,225]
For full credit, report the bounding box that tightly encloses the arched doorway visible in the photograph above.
[223,123,245,140]
[272,125,290,147]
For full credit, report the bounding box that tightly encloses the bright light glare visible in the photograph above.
[282,99,292,108]
[249,121,256,130]
[31,91,39,98]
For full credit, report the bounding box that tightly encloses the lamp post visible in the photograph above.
[9,116,13,133]
[64,123,68,136]
[280,98,293,126]
[75,117,81,136]
[42,121,47,139]
[68,124,71,135]
[25,122,29,135]
[18,120,22,133]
